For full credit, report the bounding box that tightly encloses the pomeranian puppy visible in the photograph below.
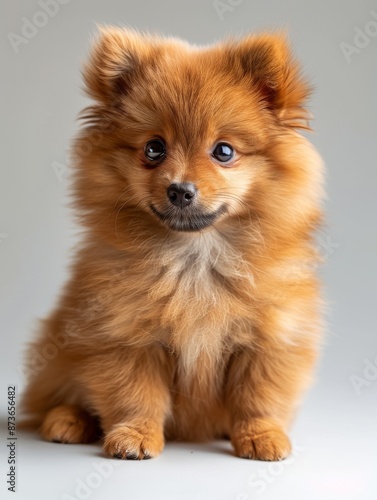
[22,27,324,461]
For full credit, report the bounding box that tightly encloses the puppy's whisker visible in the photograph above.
[114,195,150,238]
[215,190,252,212]
[216,193,261,234]
[157,226,173,254]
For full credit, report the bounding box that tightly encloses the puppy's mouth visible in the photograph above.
[149,203,228,232]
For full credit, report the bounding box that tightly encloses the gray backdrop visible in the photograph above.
[1,1,376,499]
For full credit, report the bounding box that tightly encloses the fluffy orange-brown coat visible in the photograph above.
[22,27,324,461]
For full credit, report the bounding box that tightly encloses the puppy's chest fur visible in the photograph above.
[141,232,255,377]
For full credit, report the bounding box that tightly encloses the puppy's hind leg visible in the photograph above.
[41,405,100,444]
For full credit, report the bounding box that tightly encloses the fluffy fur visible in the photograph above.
[21,27,324,461]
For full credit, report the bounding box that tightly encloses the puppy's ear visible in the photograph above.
[83,27,147,104]
[227,33,312,129]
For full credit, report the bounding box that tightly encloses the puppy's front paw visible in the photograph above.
[231,418,291,461]
[103,418,164,460]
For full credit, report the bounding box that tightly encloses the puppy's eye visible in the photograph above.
[212,143,234,164]
[144,139,166,162]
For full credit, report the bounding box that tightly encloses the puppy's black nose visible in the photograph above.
[167,182,197,208]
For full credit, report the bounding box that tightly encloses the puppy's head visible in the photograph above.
[76,28,317,239]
